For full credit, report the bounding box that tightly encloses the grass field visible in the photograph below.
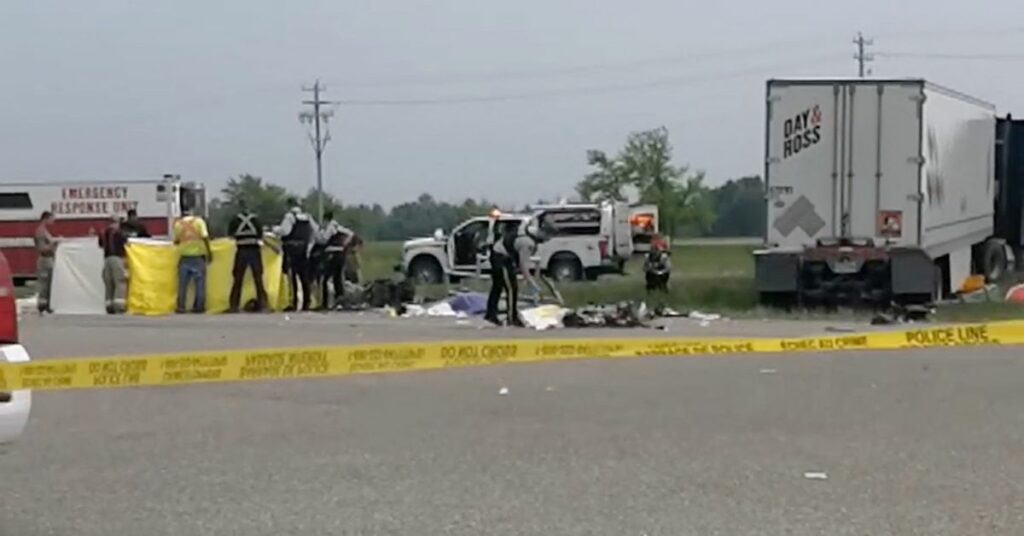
[359,241,758,307]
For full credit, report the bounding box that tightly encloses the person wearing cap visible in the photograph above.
[227,201,268,313]
[98,214,129,314]
[273,198,319,312]
[484,216,547,327]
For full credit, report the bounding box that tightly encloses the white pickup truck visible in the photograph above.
[0,253,31,446]
[403,203,639,283]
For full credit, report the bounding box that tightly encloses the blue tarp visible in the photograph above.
[448,292,488,316]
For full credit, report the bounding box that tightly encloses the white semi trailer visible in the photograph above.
[755,78,1009,305]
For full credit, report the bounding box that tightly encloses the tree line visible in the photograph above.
[208,127,765,241]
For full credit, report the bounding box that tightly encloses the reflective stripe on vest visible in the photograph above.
[178,217,200,242]
[234,213,261,246]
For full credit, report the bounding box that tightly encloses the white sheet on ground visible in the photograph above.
[520,305,568,330]
[50,237,106,314]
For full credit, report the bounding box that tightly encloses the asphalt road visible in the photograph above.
[2,314,1023,535]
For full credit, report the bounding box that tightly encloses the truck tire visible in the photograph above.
[408,256,443,285]
[980,239,1008,282]
[548,254,583,282]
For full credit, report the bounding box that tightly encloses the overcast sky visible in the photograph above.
[2,1,1022,207]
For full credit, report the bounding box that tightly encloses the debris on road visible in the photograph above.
[498,387,509,396]
[520,305,568,330]
[759,368,778,375]
[803,472,828,481]
[1006,283,1024,304]
[689,311,722,322]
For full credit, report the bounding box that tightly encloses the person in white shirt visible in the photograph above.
[273,199,319,311]
[315,211,354,310]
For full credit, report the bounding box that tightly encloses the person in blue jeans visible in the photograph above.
[174,211,212,313]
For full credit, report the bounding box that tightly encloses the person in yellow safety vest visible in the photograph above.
[173,209,212,314]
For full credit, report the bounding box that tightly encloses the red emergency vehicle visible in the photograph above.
[0,174,206,282]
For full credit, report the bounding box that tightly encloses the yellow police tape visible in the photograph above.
[2,320,1022,392]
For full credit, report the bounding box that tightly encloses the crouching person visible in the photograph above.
[644,237,671,294]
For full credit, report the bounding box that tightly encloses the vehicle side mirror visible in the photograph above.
[433,228,444,241]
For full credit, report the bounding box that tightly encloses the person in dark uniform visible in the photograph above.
[316,211,354,311]
[307,241,327,305]
[98,214,128,314]
[643,236,671,294]
[484,217,546,327]
[274,199,319,311]
[120,209,151,238]
[227,202,268,313]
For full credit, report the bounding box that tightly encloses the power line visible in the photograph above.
[876,52,1024,60]
[337,53,844,107]
[874,25,1024,41]
[853,32,874,77]
[333,37,842,88]
[331,26,1024,90]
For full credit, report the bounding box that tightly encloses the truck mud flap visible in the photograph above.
[890,247,934,297]
[754,251,800,293]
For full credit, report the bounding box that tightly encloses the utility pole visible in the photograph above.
[299,80,335,221]
[853,32,875,78]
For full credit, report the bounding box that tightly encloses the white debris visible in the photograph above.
[401,304,425,317]
[519,305,568,330]
[544,386,555,392]
[759,368,778,375]
[426,302,457,317]
[803,472,828,481]
[498,387,509,395]
[689,311,722,322]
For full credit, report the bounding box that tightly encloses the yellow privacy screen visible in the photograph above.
[125,238,287,315]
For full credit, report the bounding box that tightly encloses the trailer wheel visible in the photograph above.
[980,240,1008,282]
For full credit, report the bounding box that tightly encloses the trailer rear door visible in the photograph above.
[767,80,924,247]
[845,82,924,245]
[766,82,839,246]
